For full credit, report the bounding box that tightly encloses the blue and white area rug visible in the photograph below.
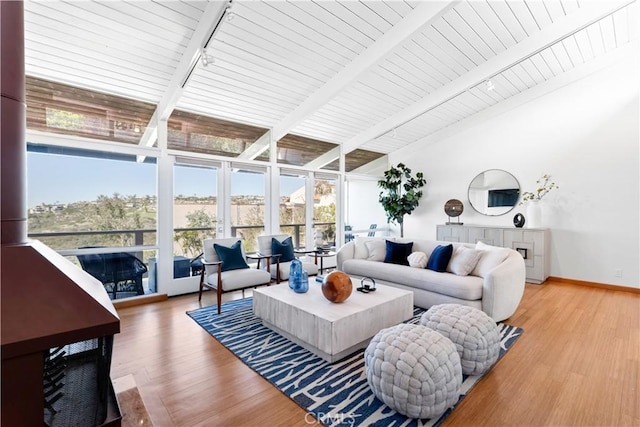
[187,298,522,427]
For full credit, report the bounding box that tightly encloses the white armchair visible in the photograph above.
[199,237,272,314]
[256,234,319,283]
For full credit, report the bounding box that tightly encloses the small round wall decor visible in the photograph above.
[513,213,525,228]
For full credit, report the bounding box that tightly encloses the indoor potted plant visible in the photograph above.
[378,163,427,238]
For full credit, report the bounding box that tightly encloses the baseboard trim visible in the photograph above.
[113,293,169,309]
[548,276,640,294]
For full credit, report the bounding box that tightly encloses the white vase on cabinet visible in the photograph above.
[526,200,542,228]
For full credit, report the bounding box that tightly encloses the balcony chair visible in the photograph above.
[256,234,319,284]
[77,251,147,299]
[198,238,272,314]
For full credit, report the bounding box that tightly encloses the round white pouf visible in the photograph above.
[364,323,462,419]
[420,304,500,376]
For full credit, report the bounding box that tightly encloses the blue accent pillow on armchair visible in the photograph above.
[214,240,249,272]
[383,240,414,266]
[272,236,295,264]
[426,244,454,272]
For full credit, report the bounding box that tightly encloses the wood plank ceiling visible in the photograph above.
[23,0,638,170]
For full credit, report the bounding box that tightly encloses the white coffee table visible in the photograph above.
[253,278,413,363]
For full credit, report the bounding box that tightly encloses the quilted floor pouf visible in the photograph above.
[364,323,462,419]
[420,303,500,376]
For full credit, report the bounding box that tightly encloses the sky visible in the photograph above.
[27,152,304,207]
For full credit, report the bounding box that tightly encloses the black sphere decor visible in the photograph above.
[513,213,525,228]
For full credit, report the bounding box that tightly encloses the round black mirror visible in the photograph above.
[468,169,520,216]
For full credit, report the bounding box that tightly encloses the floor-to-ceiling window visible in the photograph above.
[163,162,220,290]
[173,163,218,257]
[26,145,158,299]
[23,77,386,298]
[280,170,306,248]
[313,175,337,248]
[345,176,388,240]
[230,166,266,253]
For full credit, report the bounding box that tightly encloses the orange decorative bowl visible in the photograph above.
[321,271,353,303]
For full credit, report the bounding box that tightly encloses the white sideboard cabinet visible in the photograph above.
[436,224,550,284]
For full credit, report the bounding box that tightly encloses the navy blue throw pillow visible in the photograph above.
[426,244,454,272]
[383,240,413,266]
[272,236,295,264]
[214,240,249,272]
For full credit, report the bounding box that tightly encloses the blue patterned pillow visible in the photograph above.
[272,236,295,264]
[214,240,249,272]
[426,244,454,272]
[383,240,413,266]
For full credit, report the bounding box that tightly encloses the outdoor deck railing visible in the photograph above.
[27,222,335,259]
[27,222,336,299]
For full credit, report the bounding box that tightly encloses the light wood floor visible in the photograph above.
[111,280,640,426]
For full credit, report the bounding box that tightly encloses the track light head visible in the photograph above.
[201,49,214,67]
[485,79,495,91]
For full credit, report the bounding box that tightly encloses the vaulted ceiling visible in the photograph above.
[23,0,638,168]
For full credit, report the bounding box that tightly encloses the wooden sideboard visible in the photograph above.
[436,224,550,284]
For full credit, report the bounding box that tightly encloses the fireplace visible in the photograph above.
[43,337,115,426]
[1,242,122,426]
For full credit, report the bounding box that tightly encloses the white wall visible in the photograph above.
[390,49,639,288]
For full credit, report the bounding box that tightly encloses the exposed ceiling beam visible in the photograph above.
[343,0,634,154]
[303,146,341,170]
[268,0,460,144]
[137,0,229,149]
[236,130,271,160]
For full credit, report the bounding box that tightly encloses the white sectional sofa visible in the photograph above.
[336,237,526,322]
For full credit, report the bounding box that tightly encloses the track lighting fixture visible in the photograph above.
[485,79,495,91]
[201,49,214,67]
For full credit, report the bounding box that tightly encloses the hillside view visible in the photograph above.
[28,193,336,257]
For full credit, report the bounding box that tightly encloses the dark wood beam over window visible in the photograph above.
[26,76,156,144]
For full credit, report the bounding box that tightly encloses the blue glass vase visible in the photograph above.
[288,259,308,293]
[289,259,302,290]
[294,271,309,293]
